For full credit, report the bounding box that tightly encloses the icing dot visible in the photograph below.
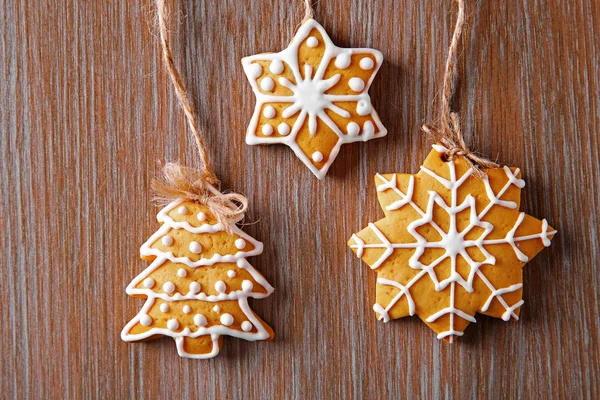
[182,305,191,314]
[241,321,253,332]
[306,36,319,47]
[220,313,234,326]
[167,319,179,331]
[263,105,276,119]
[215,281,227,293]
[227,270,237,278]
[213,305,221,313]
[269,59,284,74]
[189,241,202,254]
[356,100,372,116]
[242,280,254,292]
[335,53,351,69]
[235,238,247,250]
[194,314,207,327]
[140,314,152,326]
[177,206,189,215]
[160,303,170,313]
[347,122,360,136]
[311,151,324,163]
[278,123,290,135]
[177,268,187,278]
[359,57,375,70]
[349,77,365,92]
[197,212,206,221]
[143,278,155,288]
[261,124,274,136]
[189,281,201,294]
[247,63,262,79]
[260,77,275,91]
[162,282,175,294]
[161,235,173,246]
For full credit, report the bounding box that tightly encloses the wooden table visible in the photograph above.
[2,1,598,398]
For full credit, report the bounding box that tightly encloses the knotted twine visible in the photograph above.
[153,0,248,232]
[421,0,499,177]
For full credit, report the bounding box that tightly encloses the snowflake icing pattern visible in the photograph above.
[242,19,387,179]
[348,145,556,342]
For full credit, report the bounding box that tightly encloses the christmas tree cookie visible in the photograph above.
[122,187,274,358]
[242,18,387,179]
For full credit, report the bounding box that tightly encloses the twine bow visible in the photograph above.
[423,0,499,177]
[153,164,248,232]
[153,0,249,229]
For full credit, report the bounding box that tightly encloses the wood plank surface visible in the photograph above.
[2,0,599,398]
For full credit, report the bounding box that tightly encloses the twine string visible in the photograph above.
[422,0,499,173]
[153,0,248,229]
[303,0,315,21]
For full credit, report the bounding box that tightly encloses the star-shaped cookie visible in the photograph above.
[242,18,387,179]
[348,145,556,341]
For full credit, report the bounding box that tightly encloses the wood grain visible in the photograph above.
[2,0,599,398]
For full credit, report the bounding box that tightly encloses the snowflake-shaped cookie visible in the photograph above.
[242,18,387,179]
[348,145,556,342]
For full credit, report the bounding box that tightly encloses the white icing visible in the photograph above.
[189,241,202,254]
[241,321,253,332]
[177,206,189,215]
[163,282,175,294]
[242,19,387,179]
[269,59,284,74]
[359,57,374,70]
[242,280,253,292]
[123,296,272,359]
[348,77,365,92]
[277,122,290,135]
[189,281,201,294]
[122,194,275,359]
[197,212,206,222]
[350,146,556,340]
[177,268,187,278]
[260,77,275,91]
[234,238,246,249]
[334,52,351,69]
[215,281,227,293]
[143,278,155,288]
[361,121,375,140]
[162,236,174,246]
[220,313,234,326]
[263,105,276,118]
[306,36,319,47]
[140,314,152,326]
[261,124,274,135]
[311,151,324,162]
[227,270,237,278]
[346,122,360,136]
[356,100,372,116]
[167,319,179,331]
[182,305,191,314]
[194,314,207,327]
[247,63,262,78]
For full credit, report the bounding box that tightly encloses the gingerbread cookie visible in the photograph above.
[242,18,387,179]
[122,186,274,358]
[348,145,556,341]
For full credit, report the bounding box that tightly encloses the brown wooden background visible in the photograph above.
[2,0,599,398]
